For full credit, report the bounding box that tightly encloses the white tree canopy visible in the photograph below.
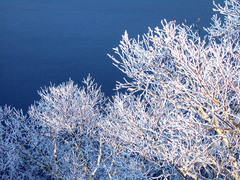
[1,0,240,179]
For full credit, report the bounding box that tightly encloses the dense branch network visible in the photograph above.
[1,0,240,179]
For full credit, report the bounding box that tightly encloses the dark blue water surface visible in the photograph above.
[0,0,219,112]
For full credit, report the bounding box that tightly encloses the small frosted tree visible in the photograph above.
[104,0,240,179]
[0,106,54,179]
[0,78,152,179]
[0,106,30,179]
[28,76,106,179]
[1,77,106,179]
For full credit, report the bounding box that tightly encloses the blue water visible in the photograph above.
[0,0,218,112]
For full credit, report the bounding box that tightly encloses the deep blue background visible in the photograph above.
[0,0,220,112]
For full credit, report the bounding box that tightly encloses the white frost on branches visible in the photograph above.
[29,76,104,133]
[1,0,240,179]
[206,0,240,39]
[105,0,240,179]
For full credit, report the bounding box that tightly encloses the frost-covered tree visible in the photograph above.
[104,0,240,179]
[1,77,106,179]
[28,76,105,179]
[0,77,149,179]
[0,106,54,179]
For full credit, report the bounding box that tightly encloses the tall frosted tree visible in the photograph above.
[104,0,240,179]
